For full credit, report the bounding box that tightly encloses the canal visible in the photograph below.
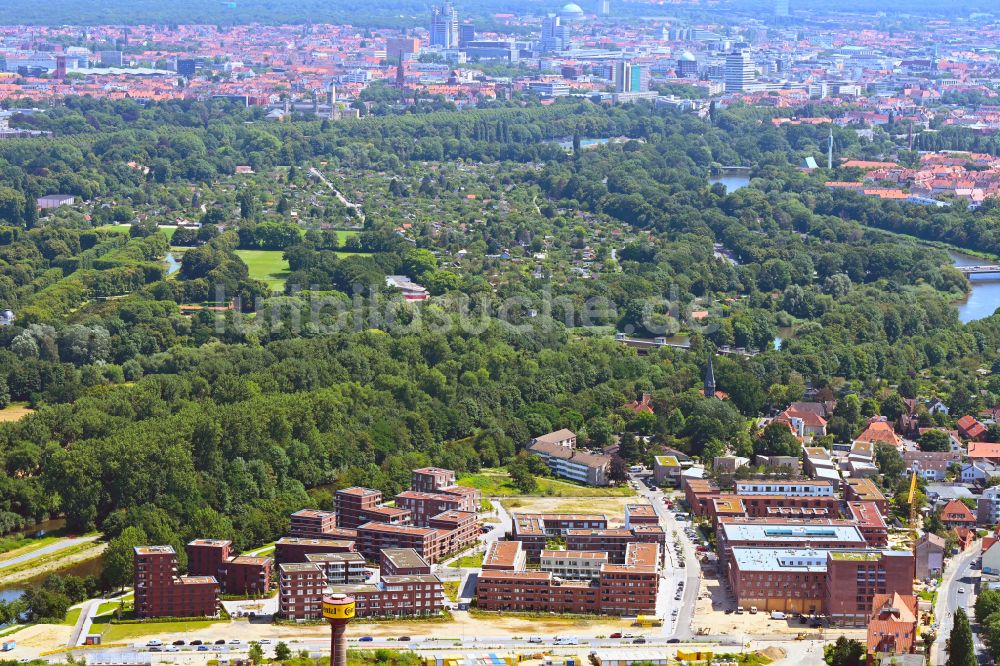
[951,251,1000,323]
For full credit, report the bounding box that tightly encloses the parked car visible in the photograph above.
[190,640,203,646]
[215,639,226,645]
[667,638,680,644]
[197,646,209,652]
[172,640,185,646]
[527,637,543,644]
[633,638,647,644]
[609,633,622,639]
[359,636,374,642]
[398,636,411,642]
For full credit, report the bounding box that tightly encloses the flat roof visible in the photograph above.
[625,542,660,567]
[292,509,336,518]
[483,541,522,566]
[134,545,175,555]
[654,455,679,467]
[721,523,866,544]
[381,548,429,569]
[277,537,355,547]
[730,547,830,573]
[358,522,436,536]
[230,556,270,565]
[306,552,365,563]
[187,539,231,547]
[381,574,442,584]
[279,562,324,573]
[178,575,217,584]
[626,504,657,516]
[541,550,608,560]
[337,486,381,496]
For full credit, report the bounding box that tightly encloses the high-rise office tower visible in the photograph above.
[676,51,698,78]
[724,50,755,92]
[615,61,646,93]
[598,0,610,16]
[430,3,459,49]
[540,14,570,53]
[176,58,198,79]
[459,23,476,47]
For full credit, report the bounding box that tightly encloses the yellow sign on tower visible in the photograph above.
[323,596,356,620]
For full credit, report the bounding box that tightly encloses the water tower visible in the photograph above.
[323,594,356,666]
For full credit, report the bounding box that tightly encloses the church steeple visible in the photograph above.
[704,355,716,398]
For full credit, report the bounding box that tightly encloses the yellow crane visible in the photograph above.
[907,470,918,527]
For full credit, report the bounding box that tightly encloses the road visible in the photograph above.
[0,534,101,571]
[627,471,701,639]
[933,541,983,666]
[308,167,365,223]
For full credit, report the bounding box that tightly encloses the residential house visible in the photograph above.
[978,486,1000,526]
[913,532,945,580]
[903,451,961,482]
[775,405,827,439]
[916,428,962,453]
[983,539,1000,579]
[855,419,903,449]
[624,393,653,415]
[968,441,1000,465]
[938,499,976,529]
[957,415,988,440]
[961,460,1000,485]
[866,593,919,660]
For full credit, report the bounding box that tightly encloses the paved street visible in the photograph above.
[0,534,101,571]
[933,541,983,666]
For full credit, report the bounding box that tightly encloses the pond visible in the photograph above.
[951,251,1000,323]
[709,174,751,192]
[164,252,181,276]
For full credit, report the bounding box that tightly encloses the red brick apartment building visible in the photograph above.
[305,552,367,584]
[728,547,914,625]
[510,514,609,561]
[278,562,326,620]
[411,467,456,493]
[289,509,338,538]
[624,504,659,526]
[410,468,482,512]
[356,522,448,563]
[186,539,231,578]
[395,491,463,526]
[476,543,658,615]
[684,478,721,517]
[335,487,385,529]
[134,546,219,618]
[844,478,889,514]
[847,501,889,547]
[224,556,272,596]
[275,537,356,565]
[328,574,445,618]
[428,510,478,553]
[380,548,432,576]
[482,541,525,571]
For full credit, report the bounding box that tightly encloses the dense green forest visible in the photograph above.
[0,97,998,590]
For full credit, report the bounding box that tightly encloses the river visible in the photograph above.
[951,251,1000,322]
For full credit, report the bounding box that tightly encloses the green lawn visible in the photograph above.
[0,533,63,560]
[62,607,82,626]
[95,600,124,617]
[443,581,460,602]
[448,552,483,568]
[234,250,290,291]
[159,227,177,241]
[94,617,223,641]
[96,224,130,234]
[334,230,359,244]
[457,470,634,497]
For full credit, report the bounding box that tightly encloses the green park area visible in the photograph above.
[457,469,635,497]
[235,250,291,290]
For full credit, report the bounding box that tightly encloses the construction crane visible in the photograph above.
[907,470,919,527]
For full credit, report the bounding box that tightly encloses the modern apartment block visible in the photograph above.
[224,556,273,596]
[477,542,658,615]
[428,510,478,553]
[328,574,445,618]
[305,552,368,584]
[482,541,526,571]
[715,519,867,572]
[411,467,457,493]
[565,526,667,565]
[395,491,463,526]
[624,504,659,527]
[509,513,609,561]
[186,539,231,578]
[335,487,386,529]
[278,562,327,620]
[289,509,338,538]
[540,550,608,580]
[380,548,432,576]
[356,522,448,563]
[527,429,611,486]
[844,478,889,514]
[275,537,356,565]
[734,480,836,497]
[133,546,219,618]
[728,547,914,624]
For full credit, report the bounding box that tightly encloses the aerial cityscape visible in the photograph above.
[1,0,1000,665]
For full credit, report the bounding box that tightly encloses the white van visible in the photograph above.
[771,611,785,620]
